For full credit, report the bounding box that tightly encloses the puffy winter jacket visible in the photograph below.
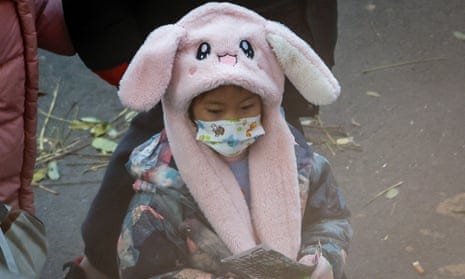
[0,0,74,214]
[118,127,352,279]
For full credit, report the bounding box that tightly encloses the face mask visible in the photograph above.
[195,115,265,157]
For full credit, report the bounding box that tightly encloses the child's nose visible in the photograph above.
[223,110,241,120]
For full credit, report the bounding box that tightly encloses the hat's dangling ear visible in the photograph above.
[118,25,186,111]
[265,21,340,105]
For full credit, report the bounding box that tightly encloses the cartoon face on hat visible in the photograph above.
[118,2,340,113]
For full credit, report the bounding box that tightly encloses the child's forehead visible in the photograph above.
[194,86,261,101]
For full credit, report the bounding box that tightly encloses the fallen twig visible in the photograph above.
[39,83,60,152]
[35,140,90,166]
[66,161,108,166]
[362,57,446,74]
[315,116,337,145]
[42,180,101,186]
[324,141,336,156]
[32,183,60,195]
[110,108,129,123]
[345,144,363,152]
[75,153,112,158]
[38,109,73,124]
[303,116,361,154]
[82,162,109,174]
[351,118,361,127]
[364,181,404,207]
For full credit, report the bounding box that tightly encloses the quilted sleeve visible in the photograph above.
[300,152,353,279]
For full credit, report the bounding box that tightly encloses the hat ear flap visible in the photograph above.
[118,25,186,111]
[265,21,340,105]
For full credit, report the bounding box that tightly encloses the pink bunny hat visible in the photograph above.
[118,2,340,259]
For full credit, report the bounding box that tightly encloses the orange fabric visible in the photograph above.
[95,63,129,86]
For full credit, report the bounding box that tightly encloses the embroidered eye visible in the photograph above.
[196,42,211,60]
[239,40,254,59]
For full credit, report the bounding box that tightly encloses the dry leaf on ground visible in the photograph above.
[384,188,399,199]
[438,263,465,277]
[436,192,465,221]
[33,168,48,184]
[336,137,354,145]
[366,91,381,97]
[91,137,118,154]
[47,160,60,181]
[453,31,465,41]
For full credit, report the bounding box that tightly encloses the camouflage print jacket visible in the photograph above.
[117,127,352,279]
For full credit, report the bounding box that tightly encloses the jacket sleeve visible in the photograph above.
[34,0,75,55]
[300,152,353,279]
[118,190,184,278]
[61,0,201,85]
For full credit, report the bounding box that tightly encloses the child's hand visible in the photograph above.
[299,254,334,279]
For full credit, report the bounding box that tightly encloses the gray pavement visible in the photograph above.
[36,1,465,278]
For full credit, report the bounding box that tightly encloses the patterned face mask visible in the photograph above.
[195,115,265,157]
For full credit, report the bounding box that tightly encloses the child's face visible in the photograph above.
[190,85,261,121]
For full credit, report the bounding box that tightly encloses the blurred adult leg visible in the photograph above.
[258,0,338,130]
[80,105,163,278]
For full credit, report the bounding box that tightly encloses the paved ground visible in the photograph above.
[36,1,465,278]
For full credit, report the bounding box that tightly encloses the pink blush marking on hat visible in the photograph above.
[218,54,237,66]
[189,67,197,75]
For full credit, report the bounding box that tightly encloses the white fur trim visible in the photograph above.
[266,32,340,105]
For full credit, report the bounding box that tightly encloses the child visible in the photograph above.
[64,1,339,278]
[115,3,352,279]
